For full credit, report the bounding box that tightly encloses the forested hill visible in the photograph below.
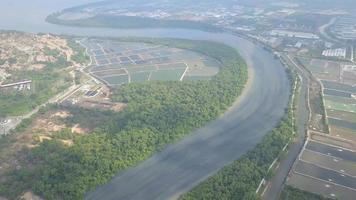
[0,38,247,199]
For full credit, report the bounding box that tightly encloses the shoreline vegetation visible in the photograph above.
[0,38,248,199]
[46,13,221,33]
[280,186,335,200]
[181,66,298,200]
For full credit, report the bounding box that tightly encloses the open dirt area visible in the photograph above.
[329,125,356,142]
[61,83,127,112]
[0,108,96,178]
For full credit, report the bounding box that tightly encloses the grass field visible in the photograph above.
[330,125,356,141]
[310,132,355,150]
[280,185,335,200]
[92,69,126,77]
[183,76,211,81]
[324,95,356,104]
[102,75,129,85]
[285,174,351,200]
[322,80,356,93]
[126,65,157,73]
[299,57,356,86]
[83,39,221,87]
[157,63,187,69]
[328,118,356,131]
[131,71,151,82]
[309,59,340,73]
[203,59,221,68]
[327,109,356,123]
[299,58,340,81]
[325,99,356,113]
[150,69,186,81]
[324,89,352,98]
[343,70,356,85]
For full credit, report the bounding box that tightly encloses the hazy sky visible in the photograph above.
[0,0,96,20]
[0,0,96,30]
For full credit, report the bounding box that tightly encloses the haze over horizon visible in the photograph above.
[0,1,355,200]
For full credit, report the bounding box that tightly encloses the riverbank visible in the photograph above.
[180,67,297,200]
[0,38,249,200]
[46,13,221,33]
[0,1,290,199]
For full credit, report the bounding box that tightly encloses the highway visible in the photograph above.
[86,36,291,200]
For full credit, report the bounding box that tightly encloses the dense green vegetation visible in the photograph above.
[43,47,61,57]
[0,39,247,199]
[181,71,297,200]
[280,186,335,200]
[67,39,90,65]
[46,14,220,32]
[0,69,71,116]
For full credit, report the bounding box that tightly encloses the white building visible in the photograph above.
[322,48,346,58]
[269,30,319,39]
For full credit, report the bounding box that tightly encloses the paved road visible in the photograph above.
[86,37,291,200]
[261,54,310,200]
[318,17,340,44]
[0,83,80,135]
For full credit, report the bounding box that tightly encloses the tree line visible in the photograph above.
[181,71,297,200]
[0,39,247,199]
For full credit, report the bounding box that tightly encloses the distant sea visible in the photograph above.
[0,0,94,32]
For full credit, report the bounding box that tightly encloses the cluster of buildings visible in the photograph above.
[330,16,356,41]
[322,48,347,58]
[269,29,320,39]
[0,32,72,72]
[76,2,302,33]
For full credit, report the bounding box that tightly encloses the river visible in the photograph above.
[0,1,291,199]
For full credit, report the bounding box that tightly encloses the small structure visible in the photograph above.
[0,80,32,91]
[269,29,319,39]
[294,41,303,48]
